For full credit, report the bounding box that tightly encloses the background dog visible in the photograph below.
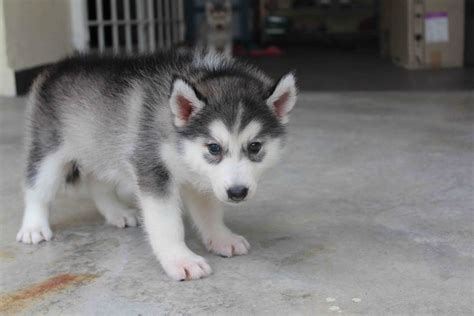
[198,0,233,57]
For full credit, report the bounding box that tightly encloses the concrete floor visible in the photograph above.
[0,92,473,315]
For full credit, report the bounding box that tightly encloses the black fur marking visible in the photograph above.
[203,152,222,165]
[178,77,285,141]
[248,153,265,163]
[133,93,172,196]
[240,98,286,139]
[133,152,171,196]
[135,162,171,195]
[43,51,194,84]
[25,112,62,187]
[243,145,266,163]
[198,68,260,84]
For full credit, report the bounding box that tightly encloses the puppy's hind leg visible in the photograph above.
[90,180,138,228]
[17,149,67,244]
[115,181,138,209]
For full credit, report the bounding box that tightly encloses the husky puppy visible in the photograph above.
[17,50,297,281]
[199,0,233,57]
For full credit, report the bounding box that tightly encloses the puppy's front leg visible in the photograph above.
[182,185,250,258]
[139,188,212,281]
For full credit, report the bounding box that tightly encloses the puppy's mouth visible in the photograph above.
[226,198,247,204]
[214,194,249,205]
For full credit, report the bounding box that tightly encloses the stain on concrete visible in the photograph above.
[280,291,312,301]
[259,236,292,249]
[281,244,326,265]
[0,250,15,261]
[0,274,96,314]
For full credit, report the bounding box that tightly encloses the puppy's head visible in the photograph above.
[205,0,232,30]
[170,72,297,204]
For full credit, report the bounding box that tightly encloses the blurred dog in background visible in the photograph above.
[199,0,233,57]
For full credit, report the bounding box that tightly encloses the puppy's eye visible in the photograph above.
[248,142,262,154]
[208,143,222,156]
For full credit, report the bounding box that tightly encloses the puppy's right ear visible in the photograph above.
[169,79,205,127]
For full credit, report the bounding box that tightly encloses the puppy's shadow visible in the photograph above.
[50,197,103,230]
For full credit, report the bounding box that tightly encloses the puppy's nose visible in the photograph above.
[227,186,248,202]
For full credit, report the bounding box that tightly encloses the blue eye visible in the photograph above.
[248,142,262,154]
[208,143,222,155]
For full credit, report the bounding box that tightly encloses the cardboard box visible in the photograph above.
[390,0,465,69]
[465,0,474,66]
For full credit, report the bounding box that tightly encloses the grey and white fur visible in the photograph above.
[17,49,297,281]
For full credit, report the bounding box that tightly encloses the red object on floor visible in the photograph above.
[249,46,284,57]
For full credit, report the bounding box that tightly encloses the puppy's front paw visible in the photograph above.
[206,233,250,258]
[160,251,212,281]
[16,224,53,244]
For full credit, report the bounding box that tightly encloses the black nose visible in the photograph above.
[227,186,248,201]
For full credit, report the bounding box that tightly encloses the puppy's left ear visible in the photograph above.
[169,79,205,127]
[266,73,297,124]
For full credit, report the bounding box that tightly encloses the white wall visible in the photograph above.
[0,0,15,96]
[0,0,75,96]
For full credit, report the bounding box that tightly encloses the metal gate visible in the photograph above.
[72,0,186,53]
